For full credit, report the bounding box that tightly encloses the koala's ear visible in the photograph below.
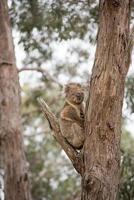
[65,84,70,94]
[82,84,89,91]
[76,83,81,87]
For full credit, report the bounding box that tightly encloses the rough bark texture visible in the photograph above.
[82,0,131,199]
[0,1,32,200]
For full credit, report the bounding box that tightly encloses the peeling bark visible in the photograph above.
[0,1,32,200]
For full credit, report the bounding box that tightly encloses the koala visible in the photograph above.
[59,83,85,149]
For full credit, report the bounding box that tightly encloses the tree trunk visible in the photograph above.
[0,1,32,200]
[82,0,131,199]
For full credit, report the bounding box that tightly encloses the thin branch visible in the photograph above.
[37,97,84,175]
[18,67,63,88]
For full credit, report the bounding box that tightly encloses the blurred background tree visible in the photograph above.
[7,0,134,199]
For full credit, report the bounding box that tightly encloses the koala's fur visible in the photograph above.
[59,83,85,149]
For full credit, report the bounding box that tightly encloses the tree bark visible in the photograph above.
[82,0,131,199]
[0,1,32,200]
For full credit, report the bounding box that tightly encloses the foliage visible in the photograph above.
[119,131,134,200]
[10,0,98,68]
[10,0,98,46]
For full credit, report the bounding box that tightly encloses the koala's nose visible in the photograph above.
[76,92,83,98]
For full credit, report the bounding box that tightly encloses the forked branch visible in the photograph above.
[37,98,84,175]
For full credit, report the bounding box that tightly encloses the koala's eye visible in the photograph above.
[70,92,75,95]
[76,92,83,97]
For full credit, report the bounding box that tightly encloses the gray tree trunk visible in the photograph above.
[0,1,32,200]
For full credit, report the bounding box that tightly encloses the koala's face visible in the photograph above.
[65,83,84,104]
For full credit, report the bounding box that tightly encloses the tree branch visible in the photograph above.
[18,67,63,88]
[37,97,84,175]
